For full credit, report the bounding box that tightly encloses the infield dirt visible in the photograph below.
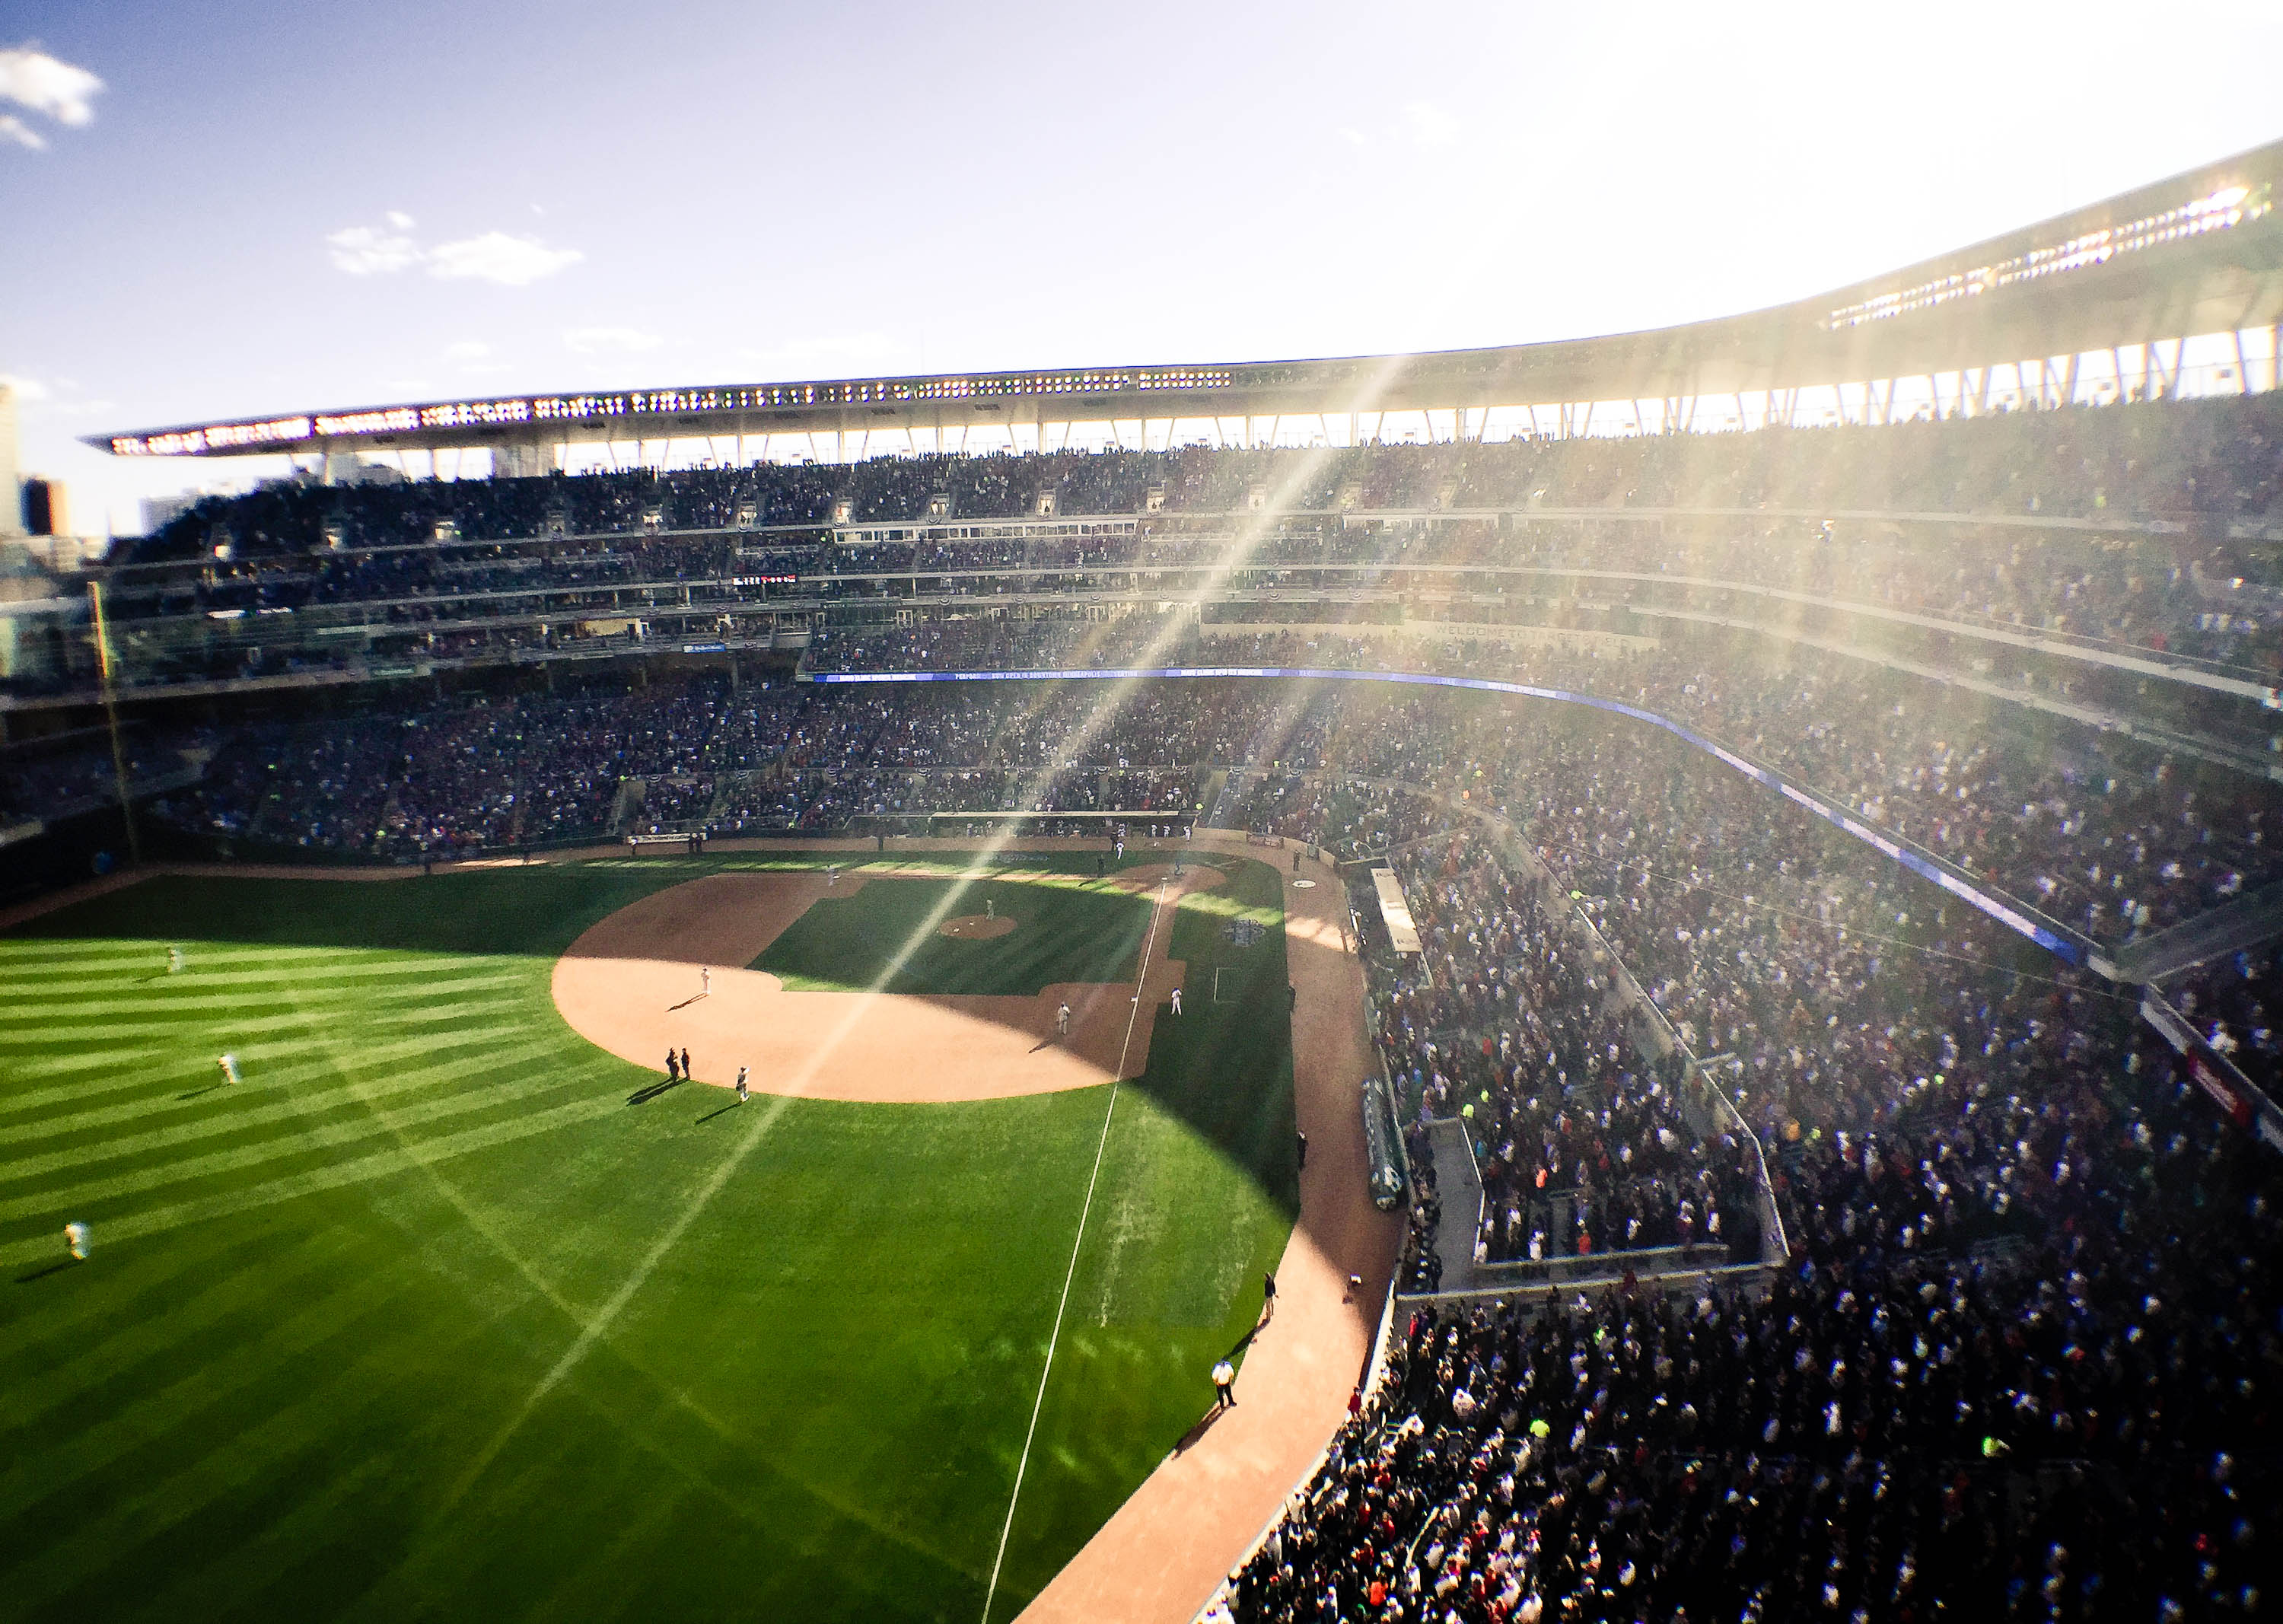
[550,865,1223,1103]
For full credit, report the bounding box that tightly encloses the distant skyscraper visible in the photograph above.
[21,478,65,537]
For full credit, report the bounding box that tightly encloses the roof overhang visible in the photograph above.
[91,139,2283,461]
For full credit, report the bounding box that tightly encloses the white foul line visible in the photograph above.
[979,877,1170,1624]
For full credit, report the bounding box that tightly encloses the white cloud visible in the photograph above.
[0,48,102,143]
[1339,126,1368,149]
[326,223,422,275]
[427,231,581,286]
[1,372,113,417]
[444,340,491,361]
[564,326,661,355]
[1404,101,1460,148]
[323,220,582,287]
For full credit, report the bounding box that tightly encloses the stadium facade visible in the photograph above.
[91,139,2283,471]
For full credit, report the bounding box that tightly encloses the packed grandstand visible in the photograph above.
[8,396,2282,1616]
[11,151,2283,1619]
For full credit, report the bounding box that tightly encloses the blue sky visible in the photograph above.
[5,0,2281,532]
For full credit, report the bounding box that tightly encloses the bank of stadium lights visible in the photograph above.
[1827,183,2269,330]
[105,366,1243,457]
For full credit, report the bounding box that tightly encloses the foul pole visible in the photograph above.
[87,579,142,864]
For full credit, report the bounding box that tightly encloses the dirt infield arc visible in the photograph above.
[549,864,1218,1104]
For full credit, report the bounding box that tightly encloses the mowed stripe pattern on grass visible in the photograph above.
[0,863,1300,1623]
[0,907,674,1622]
[0,877,1049,1623]
[0,938,614,1273]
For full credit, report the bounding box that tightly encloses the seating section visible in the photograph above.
[11,395,2283,1618]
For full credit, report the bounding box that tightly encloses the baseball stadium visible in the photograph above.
[7,67,2283,1624]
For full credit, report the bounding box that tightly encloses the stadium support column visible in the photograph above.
[88,580,142,865]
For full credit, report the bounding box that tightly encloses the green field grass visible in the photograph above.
[0,855,1297,1623]
[751,874,1154,995]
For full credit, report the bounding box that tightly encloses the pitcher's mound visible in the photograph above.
[939,914,1018,940]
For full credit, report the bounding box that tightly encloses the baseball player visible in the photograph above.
[167,945,183,974]
[1170,986,1183,1014]
[1056,1001,1072,1040]
[735,1065,750,1105]
[826,863,839,887]
[63,1221,89,1261]
[701,966,712,995]
[1212,1358,1237,1409]
[217,1052,240,1086]
[985,896,994,919]
[667,1049,680,1081]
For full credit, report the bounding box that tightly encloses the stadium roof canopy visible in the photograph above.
[94,139,2283,466]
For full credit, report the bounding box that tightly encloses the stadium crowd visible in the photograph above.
[13,572,2278,1621]
[56,397,2281,705]
[1348,826,1753,1272]
[122,395,2283,575]
[46,634,2259,960]
[1224,705,2280,1622]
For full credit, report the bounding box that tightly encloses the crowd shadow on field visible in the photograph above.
[626,1075,686,1107]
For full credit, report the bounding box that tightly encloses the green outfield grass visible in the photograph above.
[0,855,1297,1624]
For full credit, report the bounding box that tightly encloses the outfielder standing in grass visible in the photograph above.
[217,1052,240,1086]
[735,1065,749,1105]
[167,945,183,974]
[63,1221,89,1261]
